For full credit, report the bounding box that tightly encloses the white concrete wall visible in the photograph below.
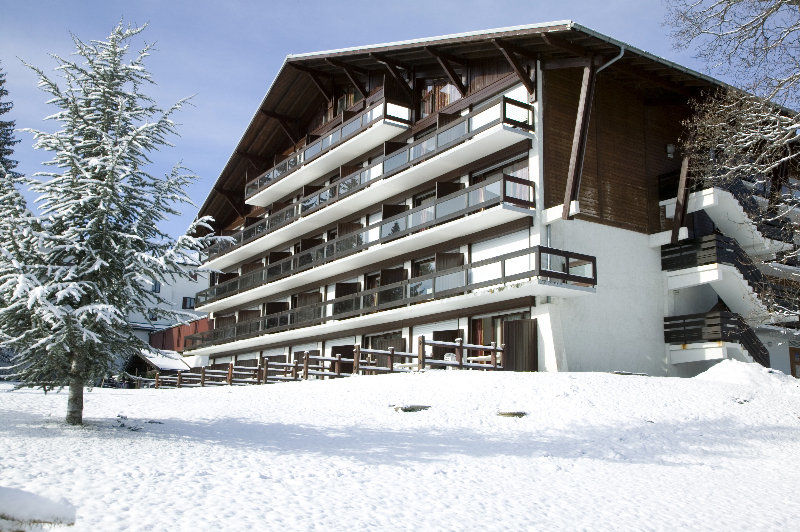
[544,219,669,376]
[129,272,208,335]
[756,328,794,375]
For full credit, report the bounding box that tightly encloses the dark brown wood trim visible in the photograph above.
[326,59,368,99]
[492,39,536,95]
[371,53,413,100]
[562,60,597,220]
[671,156,690,244]
[289,63,332,102]
[541,33,587,57]
[542,56,604,70]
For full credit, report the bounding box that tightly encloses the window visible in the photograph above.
[412,257,435,277]
[418,78,462,119]
[182,297,196,310]
[151,280,161,293]
[147,310,158,322]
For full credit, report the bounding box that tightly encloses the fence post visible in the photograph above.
[353,345,360,374]
[292,359,299,380]
[499,343,505,369]
[227,362,233,385]
[302,352,310,380]
[388,346,395,373]
[418,335,426,371]
[455,338,463,369]
[335,354,342,377]
[256,364,263,385]
[176,371,182,388]
[490,342,497,369]
[155,372,160,389]
[263,359,270,384]
[200,366,206,387]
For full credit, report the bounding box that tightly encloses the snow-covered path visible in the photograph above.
[2,362,800,530]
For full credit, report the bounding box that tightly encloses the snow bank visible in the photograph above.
[694,359,798,389]
[2,370,800,529]
[0,487,75,526]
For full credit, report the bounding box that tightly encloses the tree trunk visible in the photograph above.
[66,358,84,425]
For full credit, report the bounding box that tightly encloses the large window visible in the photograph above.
[418,78,462,119]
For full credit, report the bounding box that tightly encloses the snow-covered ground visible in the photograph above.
[2,361,800,530]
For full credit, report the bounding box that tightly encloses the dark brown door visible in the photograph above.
[331,345,355,374]
[502,319,538,372]
[790,348,800,378]
[432,329,464,360]
[333,282,361,316]
[435,252,464,271]
[378,268,407,306]
[436,181,462,198]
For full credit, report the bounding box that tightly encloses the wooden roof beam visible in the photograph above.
[425,46,467,97]
[541,33,587,57]
[492,39,536,95]
[562,59,597,220]
[235,150,271,169]
[214,187,245,218]
[259,110,299,144]
[289,63,333,103]
[326,59,368,99]
[624,66,694,98]
[370,53,413,100]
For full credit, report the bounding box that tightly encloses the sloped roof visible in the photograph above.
[197,20,724,232]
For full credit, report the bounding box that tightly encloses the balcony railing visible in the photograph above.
[185,245,596,350]
[197,173,534,307]
[661,234,796,313]
[664,311,769,367]
[244,95,412,200]
[205,95,535,262]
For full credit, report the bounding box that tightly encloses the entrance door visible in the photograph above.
[502,319,538,372]
[790,348,800,378]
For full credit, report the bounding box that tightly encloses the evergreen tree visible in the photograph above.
[0,22,217,424]
[0,64,20,178]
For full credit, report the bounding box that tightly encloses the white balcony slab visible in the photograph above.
[197,203,532,313]
[660,187,792,258]
[667,341,750,365]
[246,119,409,208]
[206,123,534,271]
[187,278,594,357]
[665,264,771,325]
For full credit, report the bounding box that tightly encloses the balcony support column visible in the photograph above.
[671,156,690,244]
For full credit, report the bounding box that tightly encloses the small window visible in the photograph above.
[151,281,161,294]
[182,297,196,310]
[147,310,158,321]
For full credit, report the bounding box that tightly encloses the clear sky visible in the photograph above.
[0,0,707,236]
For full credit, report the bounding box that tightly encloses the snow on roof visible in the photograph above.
[139,349,191,372]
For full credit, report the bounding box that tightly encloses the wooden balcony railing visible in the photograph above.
[196,173,534,307]
[205,95,535,262]
[185,245,595,350]
[664,311,770,367]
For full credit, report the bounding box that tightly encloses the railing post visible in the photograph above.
[200,366,205,387]
[292,359,299,381]
[455,338,463,369]
[490,342,497,369]
[263,359,270,384]
[499,343,505,368]
[176,371,182,388]
[388,346,395,373]
[418,335,426,371]
[227,362,233,385]
[335,354,342,377]
[155,372,160,389]
[302,351,310,380]
[256,364,263,385]
[353,345,361,374]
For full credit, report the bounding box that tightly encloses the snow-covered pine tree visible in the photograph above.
[0,22,217,424]
[0,63,21,178]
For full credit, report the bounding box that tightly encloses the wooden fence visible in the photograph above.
[143,336,503,388]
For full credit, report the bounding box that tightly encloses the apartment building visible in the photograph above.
[184,21,799,377]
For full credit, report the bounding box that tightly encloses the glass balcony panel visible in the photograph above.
[409,205,435,228]
[468,181,502,206]
[568,259,594,280]
[385,103,407,121]
[409,278,433,298]
[435,271,465,292]
[300,194,319,213]
[335,233,363,253]
[410,137,436,162]
[304,141,321,160]
[342,118,361,139]
[296,251,314,269]
[332,297,359,316]
[469,262,502,284]
[435,192,468,218]
[505,254,531,277]
[437,121,468,147]
[363,292,378,309]
[469,103,501,131]
[380,218,407,239]
[338,173,361,195]
[504,101,531,125]
[383,150,408,174]
[377,286,404,305]
[541,253,567,275]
